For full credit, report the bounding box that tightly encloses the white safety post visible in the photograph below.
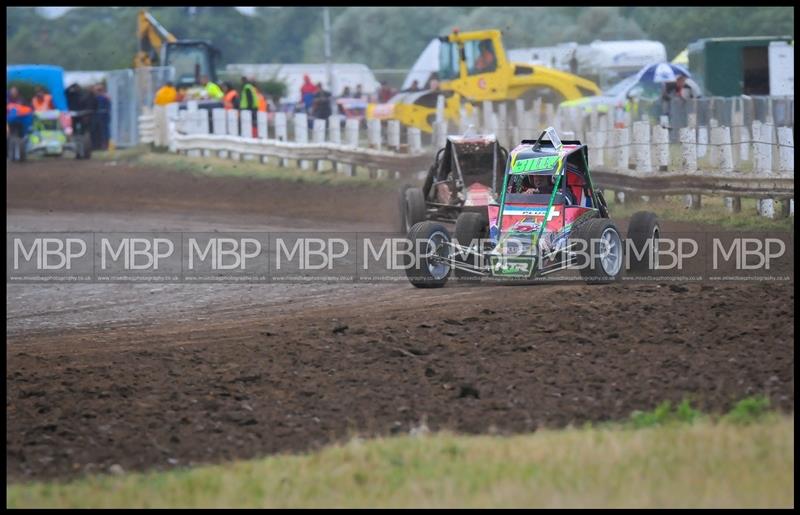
[652,124,669,171]
[328,115,341,144]
[408,127,422,154]
[212,108,226,136]
[226,110,239,136]
[274,112,288,141]
[592,130,605,168]
[679,127,697,173]
[697,125,708,159]
[435,94,445,123]
[753,121,773,173]
[312,118,326,143]
[387,120,401,152]
[777,126,794,174]
[345,118,359,147]
[497,102,508,148]
[257,111,268,140]
[293,113,309,143]
[632,121,652,173]
[614,127,630,171]
[367,119,382,150]
[312,118,326,171]
[294,113,310,170]
[515,99,525,130]
[482,101,493,133]
[710,126,734,172]
[240,110,253,138]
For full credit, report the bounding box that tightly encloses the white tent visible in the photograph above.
[401,38,441,91]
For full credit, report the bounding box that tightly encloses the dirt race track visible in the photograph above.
[6,159,795,482]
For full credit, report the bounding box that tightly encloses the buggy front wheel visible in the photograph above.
[570,219,624,284]
[405,221,452,288]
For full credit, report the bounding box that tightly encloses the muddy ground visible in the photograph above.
[6,159,795,482]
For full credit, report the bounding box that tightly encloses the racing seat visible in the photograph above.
[566,170,592,208]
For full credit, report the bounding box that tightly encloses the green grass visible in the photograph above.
[6,399,793,508]
[606,191,794,231]
[93,147,399,189]
[627,399,705,429]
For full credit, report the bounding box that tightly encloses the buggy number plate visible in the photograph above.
[489,256,535,278]
[511,156,559,174]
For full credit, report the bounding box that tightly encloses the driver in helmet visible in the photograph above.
[520,173,577,205]
[521,174,553,194]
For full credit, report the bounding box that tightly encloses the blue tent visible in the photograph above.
[7,65,68,111]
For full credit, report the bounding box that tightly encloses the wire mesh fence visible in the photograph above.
[106,66,175,147]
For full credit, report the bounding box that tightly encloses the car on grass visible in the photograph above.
[404,127,661,287]
[399,133,507,233]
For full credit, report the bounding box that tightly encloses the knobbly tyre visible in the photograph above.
[404,127,661,287]
[399,133,507,234]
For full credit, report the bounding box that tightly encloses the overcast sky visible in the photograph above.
[34,6,259,18]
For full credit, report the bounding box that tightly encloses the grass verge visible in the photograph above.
[93,147,399,189]
[6,398,793,508]
[606,191,793,231]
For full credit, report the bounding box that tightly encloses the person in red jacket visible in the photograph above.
[300,74,318,113]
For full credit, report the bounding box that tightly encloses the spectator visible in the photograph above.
[426,73,440,91]
[239,77,259,137]
[32,86,54,112]
[222,82,239,110]
[257,87,268,113]
[65,83,97,140]
[200,74,224,100]
[353,84,364,99]
[154,81,177,106]
[406,80,421,92]
[91,83,111,150]
[661,73,695,119]
[7,87,34,138]
[569,50,578,74]
[8,86,25,105]
[311,82,332,121]
[341,86,352,98]
[300,74,318,113]
[377,81,394,103]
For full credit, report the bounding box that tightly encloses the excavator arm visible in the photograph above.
[134,10,177,68]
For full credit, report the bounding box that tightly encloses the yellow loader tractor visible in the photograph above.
[368,29,601,133]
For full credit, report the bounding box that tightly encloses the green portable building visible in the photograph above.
[688,36,793,96]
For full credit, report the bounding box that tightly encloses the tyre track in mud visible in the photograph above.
[6,159,795,482]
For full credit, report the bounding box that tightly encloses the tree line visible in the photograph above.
[6,6,794,72]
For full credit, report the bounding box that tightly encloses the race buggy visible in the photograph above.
[404,127,661,287]
[8,110,92,162]
[399,133,507,233]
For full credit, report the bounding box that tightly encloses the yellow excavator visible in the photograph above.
[367,29,601,133]
[134,9,221,89]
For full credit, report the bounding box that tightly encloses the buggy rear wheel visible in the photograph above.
[626,211,660,274]
[405,221,452,288]
[403,187,427,233]
[453,212,488,281]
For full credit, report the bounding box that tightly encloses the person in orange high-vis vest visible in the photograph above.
[257,91,267,113]
[222,82,239,110]
[32,87,54,112]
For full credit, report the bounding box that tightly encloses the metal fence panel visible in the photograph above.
[106,66,174,148]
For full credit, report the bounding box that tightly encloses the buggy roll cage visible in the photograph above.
[425,135,508,208]
[494,127,609,255]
